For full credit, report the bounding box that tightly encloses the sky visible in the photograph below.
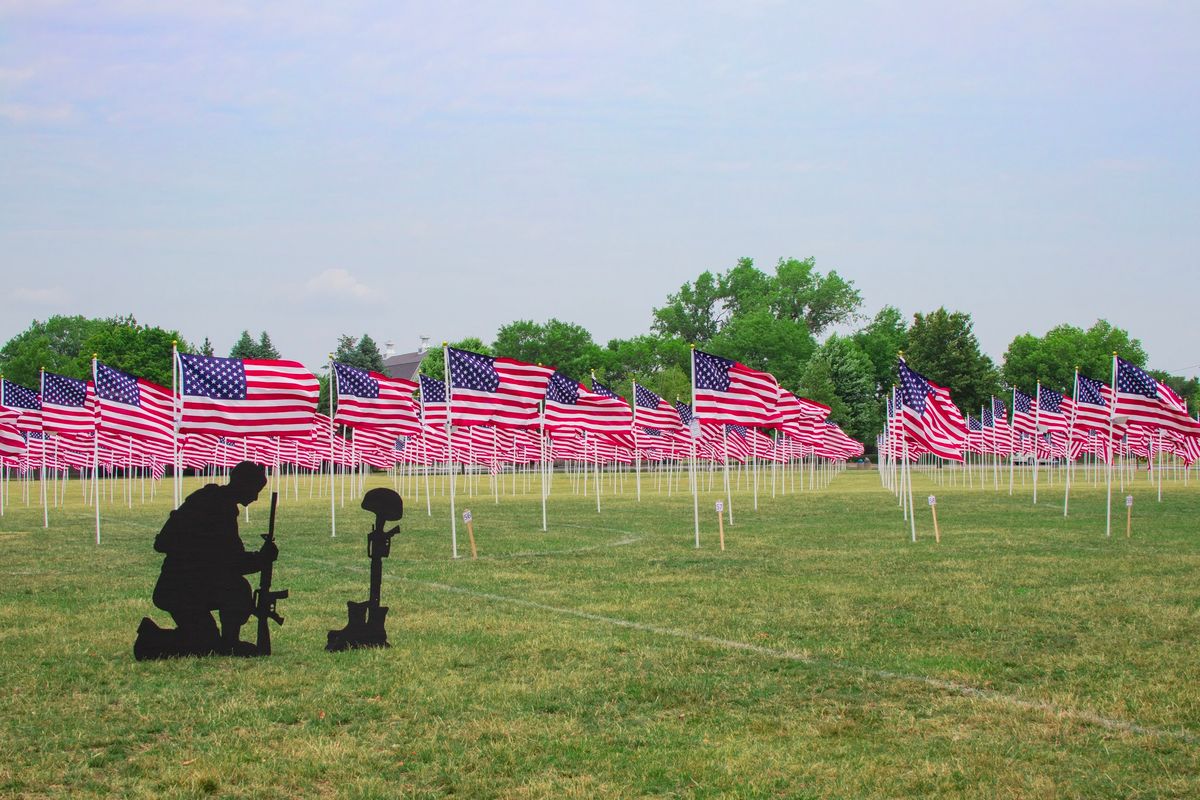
[2,1,1197,379]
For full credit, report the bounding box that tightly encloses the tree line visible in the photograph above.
[2,258,1195,452]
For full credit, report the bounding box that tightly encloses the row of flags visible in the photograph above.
[889,357,1200,465]
[0,346,865,472]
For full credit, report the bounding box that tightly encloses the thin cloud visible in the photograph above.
[302,268,379,304]
[13,286,67,304]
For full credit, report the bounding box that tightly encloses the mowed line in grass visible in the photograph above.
[300,535,1199,749]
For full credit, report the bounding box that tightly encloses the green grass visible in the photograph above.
[1,465,1198,798]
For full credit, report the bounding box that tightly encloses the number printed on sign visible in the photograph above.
[463,510,473,522]
[715,501,724,513]
[1125,496,1133,508]
[928,495,936,506]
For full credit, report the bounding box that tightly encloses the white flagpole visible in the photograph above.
[1033,381,1041,504]
[1105,353,1117,538]
[632,380,642,502]
[91,356,101,543]
[541,422,548,531]
[444,344,458,559]
[1064,369,1080,516]
[40,368,48,529]
[1008,387,1016,496]
[689,350,700,548]
[329,356,337,537]
[722,426,733,526]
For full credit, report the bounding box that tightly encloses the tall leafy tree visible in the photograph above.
[598,335,691,402]
[492,319,601,382]
[0,315,186,387]
[905,308,1000,414]
[852,305,908,397]
[418,337,490,382]
[651,271,723,343]
[707,309,815,391]
[771,257,862,335]
[229,331,258,359]
[800,335,878,443]
[1003,320,1147,394]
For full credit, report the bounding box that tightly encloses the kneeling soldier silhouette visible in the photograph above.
[135,461,278,659]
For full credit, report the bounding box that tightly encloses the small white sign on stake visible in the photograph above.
[928,495,936,506]
[1125,495,1133,508]
[463,509,473,522]
[715,501,724,513]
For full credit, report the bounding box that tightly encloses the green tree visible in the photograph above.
[1002,320,1147,394]
[905,308,1000,414]
[229,331,258,359]
[492,319,601,382]
[1149,371,1198,414]
[651,271,723,344]
[770,257,862,335]
[200,337,215,357]
[0,315,186,387]
[800,335,878,443]
[798,354,846,422]
[597,335,691,402]
[852,305,908,398]
[257,331,281,360]
[707,309,816,390]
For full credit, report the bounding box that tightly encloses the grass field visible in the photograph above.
[1,464,1198,799]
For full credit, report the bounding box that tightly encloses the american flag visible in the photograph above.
[965,415,985,453]
[0,379,42,431]
[0,408,25,457]
[898,359,964,461]
[633,382,685,432]
[333,362,421,434]
[94,361,175,444]
[446,347,554,429]
[1037,385,1072,436]
[775,389,828,445]
[543,372,634,447]
[1012,389,1038,435]
[419,374,448,427]
[693,349,779,428]
[41,372,96,435]
[1114,357,1200,436]
[178,354,319,437]
[1073,373,1117,435]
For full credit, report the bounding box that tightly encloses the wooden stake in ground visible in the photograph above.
[463,509,477,559]
[928,495,940,543]
[1125,495,1132,539]
[715,500,725,551]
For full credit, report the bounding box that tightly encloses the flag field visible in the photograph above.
[1,467,1197,798]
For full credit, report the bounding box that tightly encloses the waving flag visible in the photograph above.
[0,379,42,431]
[178,354,318,437]
[41,372,95,435]
[633,382,685,432]
[446,347,554,429]
[419,374,448,427]
[693,349,779,428]
[1114,357,1200,436]
[333,362,421,434]
[1037,386,1072,436]
[0,408,25,457]
[1012,389,1038,435]
[543,372,634,447]
[94,361,175,443]
[898,359,964,461]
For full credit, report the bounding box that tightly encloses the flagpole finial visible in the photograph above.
[442,341,449,347]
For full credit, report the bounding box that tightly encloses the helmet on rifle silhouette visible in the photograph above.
[361,488,403,521]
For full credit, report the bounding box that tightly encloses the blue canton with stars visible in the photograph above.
[546,372,580,405]
[1014,390,1033,414]
[983,406,994,427]
[179,354,248,399]
[334,363,378,398]
[95,363,141,407]
[897,360,931,415]
[635,384,662,410]
[1116,358,1158,399]
[1077,375,1107,406]
[675,401,694,425]
[992,397,1008,421]
[43,373,87,407]
[968,416,982,432]
[694,350,734,391]
[591,379,619,400]
[1039,387,1065,414]
[419,374,445,403]
[2,379,40,410]
[448,348,499,393]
